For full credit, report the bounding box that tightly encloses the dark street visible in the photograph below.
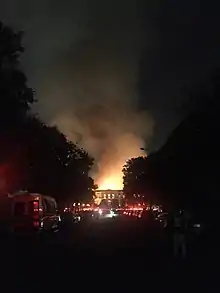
[1,215,218,292]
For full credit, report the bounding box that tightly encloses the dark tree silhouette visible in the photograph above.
[142,69,220,216]
[23,116,95,204]
[123,155,161,205]
[0,21,95,203]
[123,156,153,203]
[0,22,34,133]
[0,22,35,193]
[123,69,220,219]
[158,68,220,209]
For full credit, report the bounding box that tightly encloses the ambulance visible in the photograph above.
[10,191,61,232]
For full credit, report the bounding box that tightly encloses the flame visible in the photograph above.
[98,173,123,190]
[96,138,147,191]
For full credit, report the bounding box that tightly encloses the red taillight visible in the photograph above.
[33,221,39,227]
[33,201,39,212]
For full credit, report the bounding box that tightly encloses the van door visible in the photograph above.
[13,201,29,230]
[14,202,26,217]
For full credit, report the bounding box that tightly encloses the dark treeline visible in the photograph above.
[123,69,220,221]
[0,21,95,204]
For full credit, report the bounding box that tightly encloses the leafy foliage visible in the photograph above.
[0,22,34,132]
[123,69,220,216]
[123,157,148,197]
[23,117,95,202]
[0,21,94,203]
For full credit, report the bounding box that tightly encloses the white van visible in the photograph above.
[11,191,61,232]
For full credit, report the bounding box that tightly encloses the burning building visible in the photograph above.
[94,189,125,207]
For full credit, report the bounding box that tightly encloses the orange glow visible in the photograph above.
[98,174,123,190]
[94,137,148,191]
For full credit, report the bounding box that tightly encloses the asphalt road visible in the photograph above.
[1,215,219,292]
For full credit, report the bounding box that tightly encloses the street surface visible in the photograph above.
[1,215,219,292]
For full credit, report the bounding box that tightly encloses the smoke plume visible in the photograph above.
[0,0,154,189]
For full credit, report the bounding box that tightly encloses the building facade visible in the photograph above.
[94,189,125,206]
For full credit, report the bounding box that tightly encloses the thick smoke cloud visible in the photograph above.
[0,0,154,189]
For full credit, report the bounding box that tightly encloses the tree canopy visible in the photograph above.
[123,69,220,217]
[0,23,34,131]
[22,118,95,203]
[123,157,148,197]
[123,155,161,205]
[0,21,94,203]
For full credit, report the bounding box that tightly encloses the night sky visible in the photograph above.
[0,0,220,150]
